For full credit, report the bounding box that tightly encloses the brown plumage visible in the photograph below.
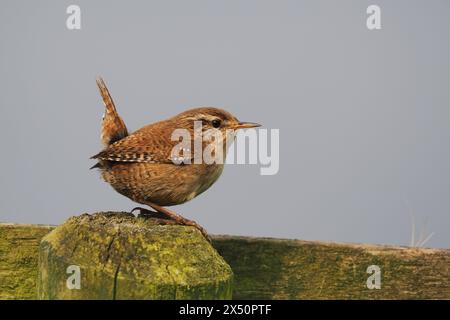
[96,77,128,147]
[91,77,260,239]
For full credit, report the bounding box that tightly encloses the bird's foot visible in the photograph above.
[174,216,211,243]
[144,203,211,242]
[130,207,172,220]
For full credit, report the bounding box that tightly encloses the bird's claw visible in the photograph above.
[179,219,211,243]
[131,207,171,220]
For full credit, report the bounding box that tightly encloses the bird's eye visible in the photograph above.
[211,119,221,128]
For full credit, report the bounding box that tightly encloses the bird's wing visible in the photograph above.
[91,124,194,164]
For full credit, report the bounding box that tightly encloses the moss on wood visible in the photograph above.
[1,219,449,300]
[37,212,233,300]
[212,236,450,299]
[0,223,54,299]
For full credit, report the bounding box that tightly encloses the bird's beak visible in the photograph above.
[232,121,261,130]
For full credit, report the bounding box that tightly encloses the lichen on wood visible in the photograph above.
[212,236,450,299]
[0,223,54,299]
[1,220,449,300]
[37,212,233,300]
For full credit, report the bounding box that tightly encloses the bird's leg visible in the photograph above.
[145,202,211,242]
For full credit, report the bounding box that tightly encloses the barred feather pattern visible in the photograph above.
[90,103,241,207]
[96,77,129,147]
[92,119,196,165]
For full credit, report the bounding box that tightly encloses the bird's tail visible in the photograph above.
[96,76,129,147]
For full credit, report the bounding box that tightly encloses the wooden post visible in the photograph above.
[212,236,450,299]
[37,212,233,300]
[1,217,449,299]
[0,223,54,299]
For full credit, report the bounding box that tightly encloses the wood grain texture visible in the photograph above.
[38,212,233,300]
[1,218,449,300]
[212,236,450,299]
[0,223,54,299]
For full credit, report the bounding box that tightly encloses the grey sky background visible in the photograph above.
[1,1,449,248]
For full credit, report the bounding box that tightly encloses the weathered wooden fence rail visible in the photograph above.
[1,212,449,299]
